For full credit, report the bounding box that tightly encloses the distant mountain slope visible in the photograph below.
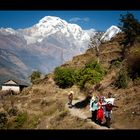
[0,16,120,84]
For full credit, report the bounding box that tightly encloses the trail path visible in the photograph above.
[66,97,113,129]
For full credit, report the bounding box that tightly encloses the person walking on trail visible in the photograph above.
[104,101,118,128]
[90,95,98,122]
[101,96,107,115]
[104,92,118,128]
[96,97,104,125]
[68,91,74,108]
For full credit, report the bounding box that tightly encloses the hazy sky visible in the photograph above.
[0,11,140,31]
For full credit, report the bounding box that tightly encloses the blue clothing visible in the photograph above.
[90,99,98,111]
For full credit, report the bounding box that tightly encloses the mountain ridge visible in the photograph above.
[0,16,120,84]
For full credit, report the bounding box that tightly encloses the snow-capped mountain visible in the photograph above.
[0,16,120,83]
[18,16,94,46]
[100,25,121,42]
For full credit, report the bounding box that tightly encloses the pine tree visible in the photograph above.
[119,12,140,47]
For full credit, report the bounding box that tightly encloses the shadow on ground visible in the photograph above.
[74,96,91,109]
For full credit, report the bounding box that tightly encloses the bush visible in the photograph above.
[133,76,140,85]
[29,71,41,84]
[75,60,105,89]
[14,112,28,128]
[0,112,8,129]
[54,60,105,89]
[54,67,75,88]
[115,70,129,88]
[110,59,122,69]
[85,60,105,75]
[8,107,18,116]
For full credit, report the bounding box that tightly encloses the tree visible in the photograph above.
[54,67,75,88]
[29,70,41,84]
[119,12,140,47]
[89,32,103,63]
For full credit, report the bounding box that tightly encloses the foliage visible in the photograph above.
[54,67,75,88]
[0,112,8,129]
[110,59,122,69]
[85,60,105,74]
[54,60,105,89]
[29,70,41,84]
[75,60,106,89]
[133,76,140,85]
[8,107,18,116]
[14,112,28,128]
[115,69,129,88]
[119,12,140,60]
[119,12,140,47]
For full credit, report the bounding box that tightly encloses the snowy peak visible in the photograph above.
[101,25,121,42]
[19,16,95,44]
[0,27,17,35]
[36,16,93,40]
[38,16,68,26]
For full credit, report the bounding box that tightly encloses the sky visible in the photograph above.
[0,11,140,31]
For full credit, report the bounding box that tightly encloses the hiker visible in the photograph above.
[104,92,118,128]
[101,96,107,115]
[104,101,118,128]
[90,95,98,122]
[68,91,74,108]
[96,96,104,125]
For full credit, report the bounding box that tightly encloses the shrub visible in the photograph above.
[110,59,122,69]
[115,70,129,88]
[14,112,28,128]
[85,60,105,75]
[133,76,140,85]
[75,60,105,89]
[8,107,18,116]
[0,112,8,129]
[54,67,75,88]
[29,70,41,84]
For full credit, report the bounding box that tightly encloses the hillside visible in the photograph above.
[0,33,140,129]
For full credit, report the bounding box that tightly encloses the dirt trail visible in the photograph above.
[66,98,112,129]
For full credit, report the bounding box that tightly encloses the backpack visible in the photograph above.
[105,103,112,111]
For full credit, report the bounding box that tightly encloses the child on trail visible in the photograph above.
[68,91,74,108]
[90,95,98,122]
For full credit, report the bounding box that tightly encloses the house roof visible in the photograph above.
[2,79,29,87]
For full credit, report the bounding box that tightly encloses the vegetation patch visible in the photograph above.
[115,69,129,88]
[14,112,28,128]
[0,112,8,129]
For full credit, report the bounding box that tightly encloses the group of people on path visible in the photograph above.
[89,92,118,128]
[67,90,118,128]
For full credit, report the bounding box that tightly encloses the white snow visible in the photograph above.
[0,28,17,35]
[101,25,121,41]
[0,16,121,50]
[19,16,95,45]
